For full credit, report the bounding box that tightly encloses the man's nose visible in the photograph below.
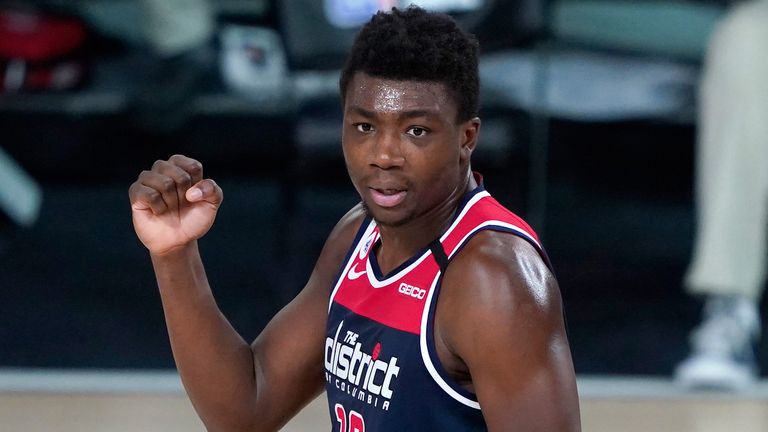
[372,131,405,169]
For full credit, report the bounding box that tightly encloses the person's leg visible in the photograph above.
[685,2,768,303]
[676,0,768,389]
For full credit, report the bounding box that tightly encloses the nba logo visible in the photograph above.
[359,230,377,259]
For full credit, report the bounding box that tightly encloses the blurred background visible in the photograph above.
[1,0,767,429]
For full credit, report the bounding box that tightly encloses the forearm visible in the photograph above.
[151,242,259,430]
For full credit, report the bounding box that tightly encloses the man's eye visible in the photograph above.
[407,127,427,137]
[355,123,374,133]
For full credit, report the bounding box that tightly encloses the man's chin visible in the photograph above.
[361,201,411,228]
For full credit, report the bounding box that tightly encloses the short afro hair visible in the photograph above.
[339,6,480,122]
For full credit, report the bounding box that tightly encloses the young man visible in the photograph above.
[129,6,580,431]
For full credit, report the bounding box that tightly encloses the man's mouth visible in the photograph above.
[369,188,407,208]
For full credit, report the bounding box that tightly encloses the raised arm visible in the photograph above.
[128,155,363,431]
[437,232,581,431]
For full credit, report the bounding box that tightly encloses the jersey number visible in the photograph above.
[335,403,365,432]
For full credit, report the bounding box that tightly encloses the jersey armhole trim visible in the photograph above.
[419,272,482,410]
[447,221,551,272]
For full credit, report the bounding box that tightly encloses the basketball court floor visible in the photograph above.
[1,369,766,431]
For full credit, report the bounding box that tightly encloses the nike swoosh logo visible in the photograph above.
[348,262,366,280]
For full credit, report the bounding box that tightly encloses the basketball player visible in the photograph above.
[129,6,580,431]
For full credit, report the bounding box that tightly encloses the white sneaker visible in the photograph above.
[675,295,760,390]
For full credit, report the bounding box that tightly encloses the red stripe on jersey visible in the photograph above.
[441,195,540,256]
[333,249,440,335]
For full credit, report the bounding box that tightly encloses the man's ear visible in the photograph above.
[460,117,481,162]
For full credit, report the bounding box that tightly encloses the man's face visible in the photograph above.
[342,72,478,227]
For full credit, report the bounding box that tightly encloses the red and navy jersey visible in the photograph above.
[324,183,549,431]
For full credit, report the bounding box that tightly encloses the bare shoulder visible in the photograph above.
[311,203,368,287]
[437,230,580,430]
[436,229,565,371]
[326,202,368,247]
[334,202,368,233]
[442,230,560,320]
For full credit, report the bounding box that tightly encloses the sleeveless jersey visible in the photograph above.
[324,183,549,431]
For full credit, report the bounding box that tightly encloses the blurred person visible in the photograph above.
[128,6,581,431]
[675,0,768,389]
[130,0,215,132]
[77,0,215,131]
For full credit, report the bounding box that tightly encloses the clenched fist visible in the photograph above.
[128,155,223,255]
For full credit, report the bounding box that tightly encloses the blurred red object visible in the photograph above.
[0,9,89,92]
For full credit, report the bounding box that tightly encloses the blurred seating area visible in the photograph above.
[0,0,724,222]
[4,0,761,381]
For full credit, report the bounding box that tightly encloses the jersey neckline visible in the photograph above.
[367,178,487,283]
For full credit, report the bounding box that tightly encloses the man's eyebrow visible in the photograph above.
[350,106,376,118]
[398,110,435,120]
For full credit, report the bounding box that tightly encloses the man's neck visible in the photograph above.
[374,171,477,274]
